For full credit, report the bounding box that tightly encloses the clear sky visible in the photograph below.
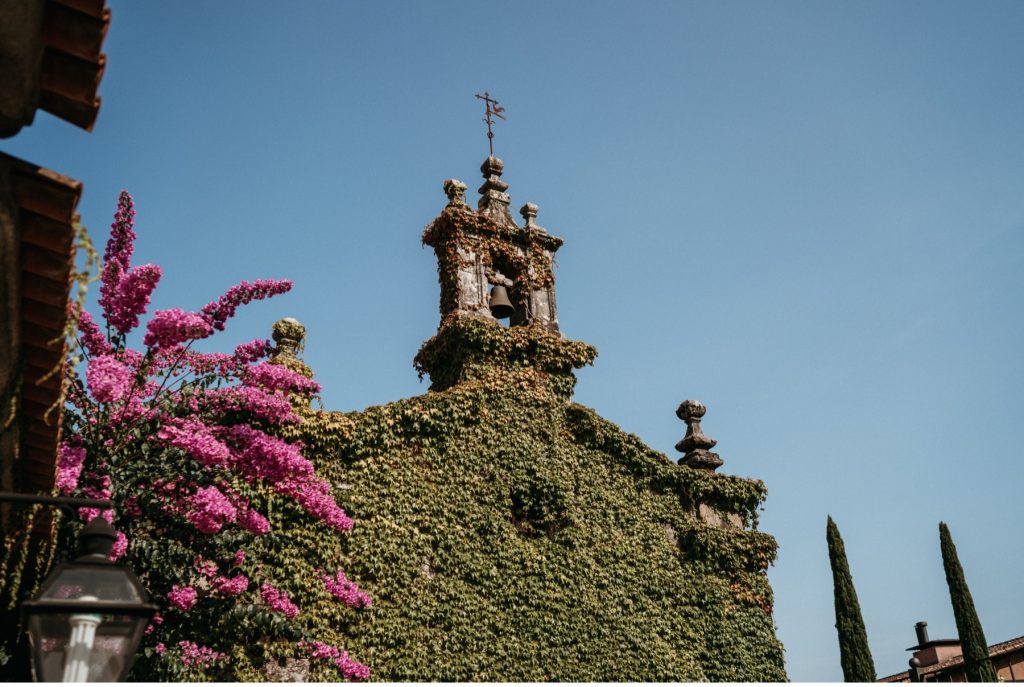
[8,1,1023,680]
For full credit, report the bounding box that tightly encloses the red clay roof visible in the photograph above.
[879,635,1024,682]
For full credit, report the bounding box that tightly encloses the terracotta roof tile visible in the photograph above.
[879,635,1024,682]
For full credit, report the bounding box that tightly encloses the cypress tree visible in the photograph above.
[826,516,876,682]
[939,521,997,682]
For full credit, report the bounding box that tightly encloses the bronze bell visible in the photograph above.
[488,285,515,319]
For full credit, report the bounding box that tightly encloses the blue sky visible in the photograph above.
[8,1,1024,680]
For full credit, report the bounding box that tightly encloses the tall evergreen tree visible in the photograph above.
[939,522,997,682]
[826,516,876,682]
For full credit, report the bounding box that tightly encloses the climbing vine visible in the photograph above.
[269,317,786,680]
[422,206,562,317]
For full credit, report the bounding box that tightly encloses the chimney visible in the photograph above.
[915,621,930,646]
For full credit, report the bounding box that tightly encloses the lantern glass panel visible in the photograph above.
[37,565,144,603]
[27,610,148,682]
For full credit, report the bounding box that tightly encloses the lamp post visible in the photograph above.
[0,493,157,682]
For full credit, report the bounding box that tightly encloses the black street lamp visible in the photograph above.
[1,493,157,682]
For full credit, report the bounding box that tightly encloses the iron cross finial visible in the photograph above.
[475,91,506,157]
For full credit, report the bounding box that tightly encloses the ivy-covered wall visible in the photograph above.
[279,317,786,681]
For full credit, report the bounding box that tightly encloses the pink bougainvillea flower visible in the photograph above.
[74,307,113,358]
[260,582,299,618]
[186,486,238,534]
[237,508,270,535]
[109,531,128,561]
[85,355,135,404]
[56,442,87,495]
[178,640,229,667]
[202,386,299,424]
[200,279,292,332]
[167,585,197,612]
[232,338,274,365]
[244,362,321,395]
[300,641,370,681]
[157,418,232,467]
[322,570,372,608]
[212,574,248,597]
[143,309,213,349]
[104,264,163,335]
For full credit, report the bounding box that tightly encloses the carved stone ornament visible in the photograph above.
[272,317,306,358]
[675,399,723,471]
[520,202,547,234]
[477,155,516,226]
[443,178,468,207]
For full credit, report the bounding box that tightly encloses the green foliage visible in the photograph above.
[414,316,597,396]
[826,516,876,682]
[278,350,786,681]
[939,522,997,682]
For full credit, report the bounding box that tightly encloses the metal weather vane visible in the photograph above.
[475,91,506,157]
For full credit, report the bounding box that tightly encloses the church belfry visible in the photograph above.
[416,156,595,394]
[429,156,562,333]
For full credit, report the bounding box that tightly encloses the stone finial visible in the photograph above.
[520,202,547,233]
[477,156,516,227]
[675,399,723,471]
[272,317,306,358]
[443,178,468,207]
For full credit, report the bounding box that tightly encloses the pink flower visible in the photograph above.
[213,574,248,596]
[237,508,270,535]
[85,355,134,404]
[104,264,163,335]
[167,585,197,612]
[178,640,228,667]
[144,309,213,349]
[245,362,321,395]
[102,191,137,275]
[154,642,166,654]
[200,279,292,332]
[260,582,299,618]
[322,570,372,608]
[74,308,112,358]
[157,418,232,466]
[233,338,273,365]
[300,641,369,681]
[186,486,238,534]
[202,386,299,424]
[56,442,86,495]
[109,531,128,561]
[194,557,219,579]
[223,425,353,531]
[232,549,246,567]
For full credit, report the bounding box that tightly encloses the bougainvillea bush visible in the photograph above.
[58,192,370,681]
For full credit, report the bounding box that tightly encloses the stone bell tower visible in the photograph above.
[427,156,562,333]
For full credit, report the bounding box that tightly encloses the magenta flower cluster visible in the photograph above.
[85,355,134,404]
[61,191,370,680]
[167,585,197,612]
[260,582,300,618]
[300,641,370,681]
[213,574,249,596]
[322,570,372,608]
[187,486,238,534]
[98,192,164,335]
[201,279,292,332]
[143,308,214,349]
[178,640,229,668]
[56,443,86,495]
